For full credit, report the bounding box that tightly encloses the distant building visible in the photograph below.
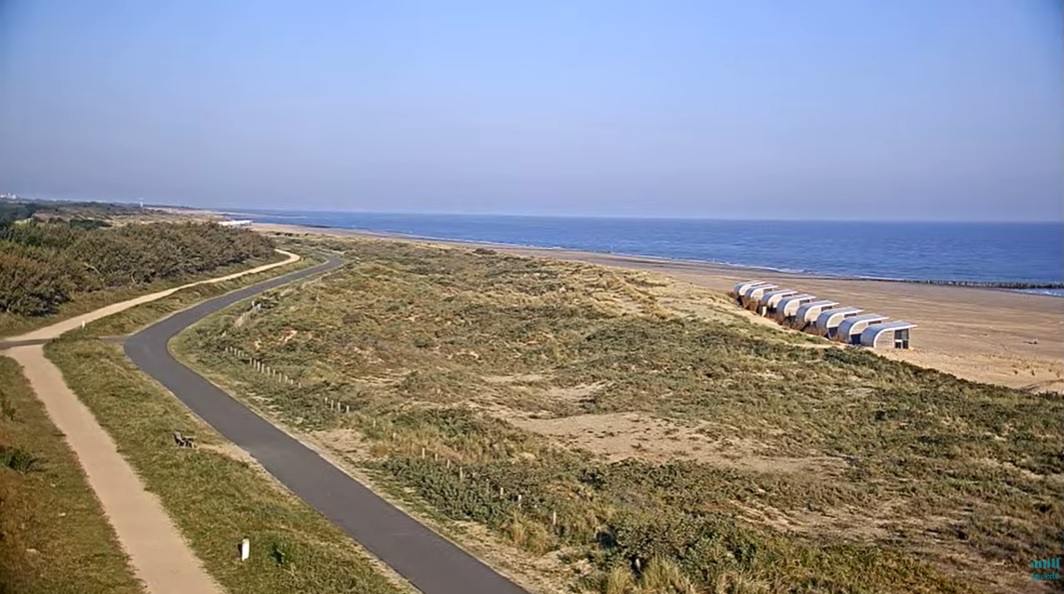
[741,283,777,310]
[218,219,253,228]
[836,314,889,345]
[815,307,863,339]
[860,321,916,349]
[759,289,798,317]
[732,280,765,304]
[794,300,838,330]
[725,280,916,349]
[775,294,816,323]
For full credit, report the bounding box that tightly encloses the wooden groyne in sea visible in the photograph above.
[860,279,1063,290]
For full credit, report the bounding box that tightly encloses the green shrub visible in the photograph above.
[0,445,38,473]
[0,221,274,316]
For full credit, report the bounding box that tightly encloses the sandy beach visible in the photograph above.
[251,221,1064,393]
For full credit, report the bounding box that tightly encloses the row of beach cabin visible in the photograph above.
[730,280,916,349]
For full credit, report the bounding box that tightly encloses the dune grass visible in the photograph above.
[43,249,410,594]
[0,357,143,594]
[170,236,1064,593]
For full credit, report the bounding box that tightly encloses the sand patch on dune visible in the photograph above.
[506,411,845,475]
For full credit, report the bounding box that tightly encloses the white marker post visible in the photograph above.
[240,538,250,561]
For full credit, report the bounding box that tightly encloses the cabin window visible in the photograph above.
[894,328,910,349]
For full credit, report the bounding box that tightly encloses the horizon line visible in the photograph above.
[206,205,1064,225]
[9,195,1064,225]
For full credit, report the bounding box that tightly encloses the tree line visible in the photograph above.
[0,199,144,226]
[0,220,275,316]
[0,203,40,226]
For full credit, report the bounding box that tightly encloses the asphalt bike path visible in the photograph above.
[124,255,528,594]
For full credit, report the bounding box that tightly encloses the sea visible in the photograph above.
[234,210,1064,296]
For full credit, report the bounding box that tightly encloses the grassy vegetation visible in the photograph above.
[176,236,1063,594]
[0,204,279,337]
[0,233,301,594]
[0,199,144,227]
[44,251,409,594]
[0,250,291,339]
[0,251,292,339]
[0,357,143,594]
[59,252,318,341]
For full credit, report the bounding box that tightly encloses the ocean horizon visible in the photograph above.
[231,209,1064,295]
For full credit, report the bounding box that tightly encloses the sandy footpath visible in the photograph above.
[255,222,1064,393]
[1,250,300,594]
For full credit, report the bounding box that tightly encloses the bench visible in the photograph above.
[173,431,196,449]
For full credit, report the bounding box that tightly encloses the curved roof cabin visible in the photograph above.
[761,289,798,310]
[741,283,777,307]
[815,307,863,337]
[732,280,764,298]
[795,300,838,325]
[776,294,816,320]
[743,282,776,299]
[836,313,889,344]
[860,321,917,349]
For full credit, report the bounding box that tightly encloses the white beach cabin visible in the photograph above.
[795,300,838,329]
[815,307,863,338]
[860,321,917,349]
[776,294,816,323]
[732,280,764,297]
[742,283,777,309]
[732,280,764,305]
[836,313,889,345]
[759,289,798,317]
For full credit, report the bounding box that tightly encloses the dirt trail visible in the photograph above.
[1,250,299,594]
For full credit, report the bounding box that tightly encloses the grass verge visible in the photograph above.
[0,357,143,594]
[44,256,410,594]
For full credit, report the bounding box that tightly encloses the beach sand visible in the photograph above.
[254,221,1064,393]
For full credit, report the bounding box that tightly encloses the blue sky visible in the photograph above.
[0,0,1060,221]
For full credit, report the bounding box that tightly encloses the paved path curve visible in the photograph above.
[125,255,528,594]
[0,251,304,594]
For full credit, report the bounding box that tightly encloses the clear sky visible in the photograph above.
[1,1,1060,221]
